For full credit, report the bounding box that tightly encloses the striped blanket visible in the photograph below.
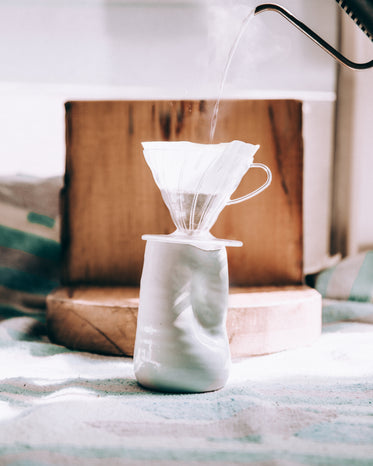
[1,176,373,465]
[0,175,61,319]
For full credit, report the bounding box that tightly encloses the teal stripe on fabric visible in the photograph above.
[349,251,373,302]
[0,267,58,295]
[5,338,70,357]
[0,444,372,465]
[295,420,373,445]
[315,265,336,298]
[322,300,373,323]
[0,304,45,323]
[27,212,55,229]
[0,224,60,262]
[0,340,71,358]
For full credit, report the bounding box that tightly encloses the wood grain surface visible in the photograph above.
[46,286,321,358]
[61,100,303,286]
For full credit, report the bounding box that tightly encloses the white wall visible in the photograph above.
[0,0,337,177]
[0,0,337,92]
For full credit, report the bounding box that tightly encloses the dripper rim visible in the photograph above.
[142,233,243,250]
[141,140,260,151]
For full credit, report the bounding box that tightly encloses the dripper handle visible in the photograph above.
[226,163,272,205]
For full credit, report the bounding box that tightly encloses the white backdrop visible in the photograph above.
[0,0,337,176]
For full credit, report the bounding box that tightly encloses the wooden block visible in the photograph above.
[228,286,321,357]
[46,286,321,358]
[46,287,139,356]
[62,100,303,287]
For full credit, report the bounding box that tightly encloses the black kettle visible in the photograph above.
[255,0,373,69]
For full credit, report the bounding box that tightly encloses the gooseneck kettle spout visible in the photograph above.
[254,1,373,70]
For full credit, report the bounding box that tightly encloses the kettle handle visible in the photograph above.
[254,4,373,70]
[226,163,272,205]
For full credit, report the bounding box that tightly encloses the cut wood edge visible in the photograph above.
[46,286,322,358]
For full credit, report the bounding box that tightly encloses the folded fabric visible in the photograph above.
[315,250,373,302]
[0,176,62,319]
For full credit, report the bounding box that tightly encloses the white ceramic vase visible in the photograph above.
[134,240,231,393]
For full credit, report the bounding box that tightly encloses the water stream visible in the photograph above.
[209,9,254,142]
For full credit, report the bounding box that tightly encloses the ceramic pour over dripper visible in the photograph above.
[142,140,272,249]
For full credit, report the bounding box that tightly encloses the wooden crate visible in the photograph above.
[61,100,303,287]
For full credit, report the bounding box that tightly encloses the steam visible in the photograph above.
[206,0,291,95]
